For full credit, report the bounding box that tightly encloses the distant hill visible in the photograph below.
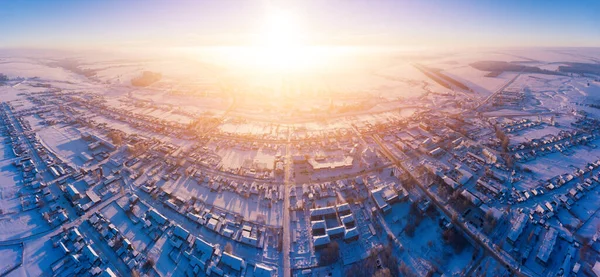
[558,63,600,76]
[470,61,562,76]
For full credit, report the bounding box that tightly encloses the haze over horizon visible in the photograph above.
[1,0,599,51]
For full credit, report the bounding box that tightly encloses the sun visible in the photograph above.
[259,9,303,50]
[199,8,335,77]
[249,8,325,72]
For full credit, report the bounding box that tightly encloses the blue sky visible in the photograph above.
[0,0,598,49]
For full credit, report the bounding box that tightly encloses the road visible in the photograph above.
[474,72,522,111]
[371,134,533,277]
[282,127,292,277]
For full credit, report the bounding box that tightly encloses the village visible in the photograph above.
[1,48,600,277]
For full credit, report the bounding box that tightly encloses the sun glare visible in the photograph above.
[239,8,330,72]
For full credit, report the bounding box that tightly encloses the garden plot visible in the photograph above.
[34,122,91,168]
[569,189,600,224]
[0,244,22,276]
[20,237,63,276]
[575,207,600,240]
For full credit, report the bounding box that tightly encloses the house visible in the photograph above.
[310,206,337,221]
[241,228,258,246]
[370,186,399,213]
[460,189,482,206]
[313,235,330,250]
[506,213,527,244]
[99,268,118,277]
[592,261,600,277]
[326,226,345,239]
[66,184,81,201]
[147,209,168,226]
[344,227,359,242]
[442,175,461,190]
[189,237,214,270]
[82,245,100,264]
[336,203,352,216]
[220,252,246,273]
[173,225,190,241]
[536,228,558,265]
[429,147,444,157]
[311,220,326,235]
[254,263,275,277]
[340,214,355,228]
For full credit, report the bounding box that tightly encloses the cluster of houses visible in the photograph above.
[512,160,600,205]
[88,212,143,270]
[370,184,406,214]
[310,203,360,250]
[1,103,75,225]
[502,194,589,273]
[501,119,543,134]
[58,173,119,216]
[50,226,118,277]
[80,132,115,163]
[512,131,596,162]
[139,206,275,276]
[141,183,269,247]
[182,204,264,248]
[72,96,193,139]
[492,88,524,107]
[2,102,70,182]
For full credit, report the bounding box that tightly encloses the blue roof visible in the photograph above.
[221,252,244,271]
[148,209,167,225]
[173,225,190,240]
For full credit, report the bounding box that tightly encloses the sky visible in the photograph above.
[0,0,599,50]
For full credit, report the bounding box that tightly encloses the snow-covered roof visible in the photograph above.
[336,203,351,213]
[507,213,527,243]
[313,235,330,246]
[83,245,99,262]
[344,227,359,240]
[340,214,355,225]
[254,263,275,277]
[221,252,245,271]
[310,206,336,218]
[66,184,80,197]
[536,228,558,264]
[147,209,168,225]
[591,261,600,277]
[326,226,345,236]
[311,220,326,230]
[99,268,118,277]
[173,225,190,240]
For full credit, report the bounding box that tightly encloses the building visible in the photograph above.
[313,235,331,250]
[370,186,399,213]
[188,237,214,271]
[220,252,246,273]
[66,184,81,201]
[344,227,359,242]
[536,228,558,265]
[506,213,527,244]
